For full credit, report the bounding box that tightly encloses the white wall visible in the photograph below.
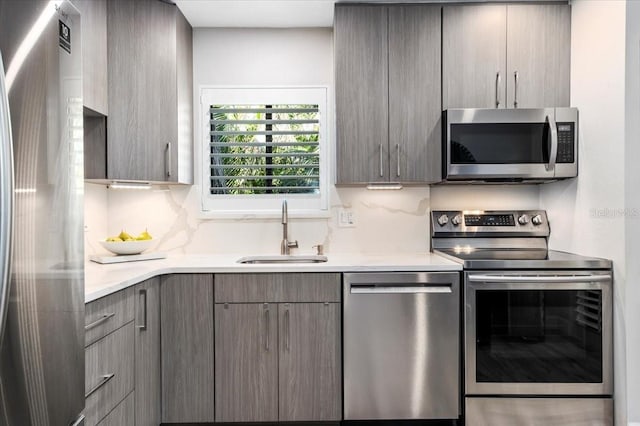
[539,1,627,423]
[625,0,640,422]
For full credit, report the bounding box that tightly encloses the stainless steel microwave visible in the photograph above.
[443,108,578,182]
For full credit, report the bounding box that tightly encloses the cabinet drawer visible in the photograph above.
[85,322,135,426]
[215,273,341,303]
[85,287,135,347]
[96,392,134,426]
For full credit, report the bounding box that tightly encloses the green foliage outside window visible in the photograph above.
[210,105,320,195]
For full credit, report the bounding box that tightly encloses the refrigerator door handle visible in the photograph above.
[0,51,14,345]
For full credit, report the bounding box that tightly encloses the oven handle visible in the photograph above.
[546,113,558,172]
[468,274,611,284]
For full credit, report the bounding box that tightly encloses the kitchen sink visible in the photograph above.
[237,255,328,264]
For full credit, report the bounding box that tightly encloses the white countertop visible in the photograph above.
[85,252,461,303]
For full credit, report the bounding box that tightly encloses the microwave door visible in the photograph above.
[446,119,555,180]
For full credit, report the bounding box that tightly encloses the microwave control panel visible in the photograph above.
[556,123,575,164]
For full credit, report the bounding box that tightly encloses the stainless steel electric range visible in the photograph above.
[431,210,613,426]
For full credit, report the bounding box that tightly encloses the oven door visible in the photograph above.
[444,108,578,181]
[465,271,612,396]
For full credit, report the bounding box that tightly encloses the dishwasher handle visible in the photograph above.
[350,285,452,294]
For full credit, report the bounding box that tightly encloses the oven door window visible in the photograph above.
[476,289,603,383]
[450,123,549,164]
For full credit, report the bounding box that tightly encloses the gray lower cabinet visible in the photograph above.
[214,303,279,422]
[84,322,135,426]
[134,278,161,426]
[279,303,341,421]
[443,3,570,109]
[106,0,193,183]
[161,274,215,423]
[335,4,441,184]
[214,273,342,422]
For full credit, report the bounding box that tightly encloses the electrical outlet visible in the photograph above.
[338,208,356,228]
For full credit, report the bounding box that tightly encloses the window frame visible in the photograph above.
[199,86,330,218]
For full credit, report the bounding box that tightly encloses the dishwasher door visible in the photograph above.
[343,272,460,420]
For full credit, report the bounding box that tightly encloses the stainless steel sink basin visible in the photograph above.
[237,255,328,264]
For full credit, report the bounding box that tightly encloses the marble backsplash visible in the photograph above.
[85,183,539,258]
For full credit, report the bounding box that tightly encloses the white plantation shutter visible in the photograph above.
[200,87,329,216]
[209,105,320,194]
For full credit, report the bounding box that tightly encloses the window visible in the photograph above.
[200,87,328,216]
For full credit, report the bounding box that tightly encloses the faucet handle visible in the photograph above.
[312,244,324,256]
[288,240,299,249]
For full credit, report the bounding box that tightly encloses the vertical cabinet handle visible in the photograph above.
[514,71,519,108]
[395,143,400,177]
[137,289,147,331]
[165,142,172,178]
[263,303,269,351]
[284,304,290,351]
[495,71,501,108]
[378,143,384,177]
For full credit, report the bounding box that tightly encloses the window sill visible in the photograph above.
[198,209,331,220]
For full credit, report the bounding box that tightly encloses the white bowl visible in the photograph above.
[99,239,153,255]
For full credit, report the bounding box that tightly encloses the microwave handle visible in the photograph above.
[546,114,558,172]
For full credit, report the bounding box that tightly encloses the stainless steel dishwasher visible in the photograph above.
[343,272,460,420]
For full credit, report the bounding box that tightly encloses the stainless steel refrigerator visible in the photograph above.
[0,1,85,425]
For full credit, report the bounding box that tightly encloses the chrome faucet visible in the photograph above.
[281,200,298,255]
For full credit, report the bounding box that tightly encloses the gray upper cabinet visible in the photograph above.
[443,5,507,109]
[506,4,571,108]
[335,4,441,184]
[215,303,279,422]
[106,0,193,183]
[134,278,161,426]
[161,274,215,423]
[443,3,570,109]
[388,5,441,183]
[279,303,341,421]
[335,5,388,184]
[74,0,108,115]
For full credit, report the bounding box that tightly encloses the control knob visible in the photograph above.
[451,214,462,226]
[518,214,530,225]
[437,214,449,226]
[532,214,543,226]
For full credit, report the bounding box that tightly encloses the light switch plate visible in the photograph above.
[338,208,356,227]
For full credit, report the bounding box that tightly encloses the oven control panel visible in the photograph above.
[431,210,549,237]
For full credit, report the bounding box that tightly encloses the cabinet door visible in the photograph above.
[161,274,215,423]
[134,278,161,426]
[279,303,341,421]
[335,5,389,183]
[388,5,441,183]
[107,0,177,182]
[506,4,571,108]
[443,5,507,109]
[74,0,107,114]
[215,303,279,422]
